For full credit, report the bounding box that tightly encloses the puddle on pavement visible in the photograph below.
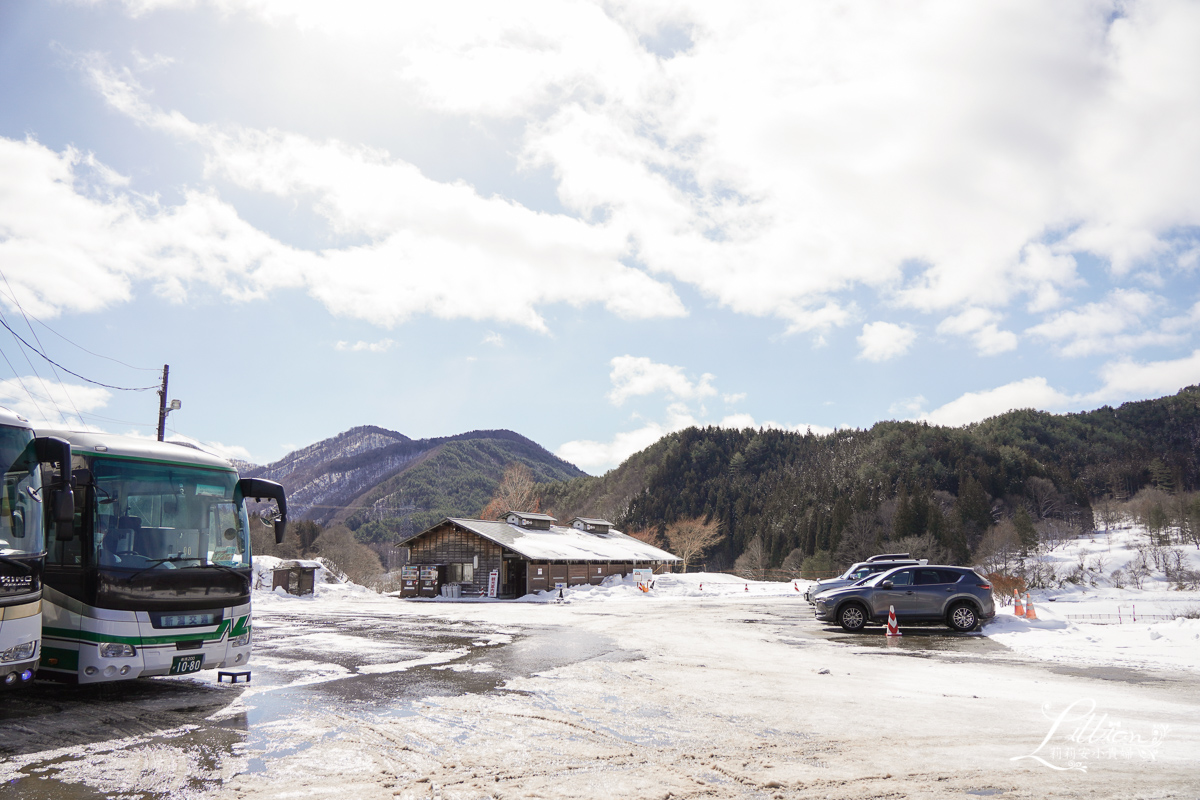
[0,617,622,799]
[1046,664,1170,684]
[821,628,1008,654]
[735,602,1008,656]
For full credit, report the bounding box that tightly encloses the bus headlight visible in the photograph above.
[98,643,136,658]
[230,631,251,648]
[0,641,36,662]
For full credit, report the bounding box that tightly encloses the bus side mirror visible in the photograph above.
[52,488,75,525]
[35,436,76,526]
[235,478,289,545]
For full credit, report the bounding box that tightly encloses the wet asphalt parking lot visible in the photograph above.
[0,600,1117,799]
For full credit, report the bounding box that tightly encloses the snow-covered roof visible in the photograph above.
[505,511,557,522]
[571,517,613,527]
[426,518,680,562]
[275,559,323,570]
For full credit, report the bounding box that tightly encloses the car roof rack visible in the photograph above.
[867,553,912,562]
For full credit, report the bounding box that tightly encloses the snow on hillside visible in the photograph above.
[983,525,1200,672]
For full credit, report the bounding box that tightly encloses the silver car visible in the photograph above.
[804,553,923,602]
[813,566,996,632]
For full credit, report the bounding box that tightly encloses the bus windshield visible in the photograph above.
[92,458,249,570]
[0,426,42,557]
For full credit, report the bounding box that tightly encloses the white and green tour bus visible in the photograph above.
[36,430,286,684]
[0,408,74,690]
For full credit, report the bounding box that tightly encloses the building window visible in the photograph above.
[449,563,474,583]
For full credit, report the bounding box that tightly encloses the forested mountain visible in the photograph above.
[539,386,1200,570]
[240,427,585,537]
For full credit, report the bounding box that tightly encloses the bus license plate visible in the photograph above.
[170,654,204,675]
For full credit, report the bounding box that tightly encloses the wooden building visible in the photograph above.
[401,511,679,598]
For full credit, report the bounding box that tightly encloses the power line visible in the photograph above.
[0,345,47,419]
[0,277,81,425]
[74,411,158,428]
[0,309,66,424]
[0,277,158,373]
[0,317,159,392]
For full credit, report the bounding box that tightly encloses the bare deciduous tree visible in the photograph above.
[626,527,667,549]
[480,463,541,520]
[734,536,768,580]
[307,525,384,585]
[1026,477,1062,519]
[974,520,1022,576]
[835,511,881,567]
[664,517,722,572]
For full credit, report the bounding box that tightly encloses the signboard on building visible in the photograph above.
[632,568,653,592]
[487,570,499,598]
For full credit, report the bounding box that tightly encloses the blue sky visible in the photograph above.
[2,0,1200,473]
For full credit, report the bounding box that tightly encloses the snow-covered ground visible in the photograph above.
[4,542,1198,799]
[982,526,1200,673]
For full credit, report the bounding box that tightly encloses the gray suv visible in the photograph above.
[804,553,923,602]
[813,566,996,632]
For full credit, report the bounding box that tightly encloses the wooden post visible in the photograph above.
[156,365,169,441]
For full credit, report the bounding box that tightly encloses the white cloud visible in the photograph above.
[558,402,699,473]
[606,355,716,405]
[1025,289,1193,357]
[1088,349,1200,404]
[561,355,833,472]
[482,331,504,347]
[75,2,1200,338]
[857,322,916,362]
[0,376,112,428]
[889,395,926,418]
[123,429,254,463]
[80,62,686,332]
[915,347,1200,428]
[335,338,395,353]
[0,136,302,319]
[936,308,1018,355]
[920,377,1074,427]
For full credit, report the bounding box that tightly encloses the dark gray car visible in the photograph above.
[813,566,996,632]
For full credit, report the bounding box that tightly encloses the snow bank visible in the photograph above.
[251,555,374,604]
[515,572,815,603]
[980,525,1200,672]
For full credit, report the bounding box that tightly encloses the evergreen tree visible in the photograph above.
[955,475,992,545]
[893,489,917,540]
[1013,505,1038,553]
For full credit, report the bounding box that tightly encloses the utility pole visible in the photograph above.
[157,365,169,441]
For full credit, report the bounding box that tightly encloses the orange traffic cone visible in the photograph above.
[744,584,748,592]
[1013,590,1024,616]
[886,605,902,637]
[1024,593,1037,620]
[794,582,800,592]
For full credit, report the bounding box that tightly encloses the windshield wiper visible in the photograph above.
[124,557,247,582]
[124,555,200,582]
[193,562,247,579]
[0,555,34,574]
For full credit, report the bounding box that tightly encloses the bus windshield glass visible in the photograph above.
[0,426,42,557]
[92,458,249,570]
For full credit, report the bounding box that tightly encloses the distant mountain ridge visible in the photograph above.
[539,385,1200,570]
[240,426,585,536]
